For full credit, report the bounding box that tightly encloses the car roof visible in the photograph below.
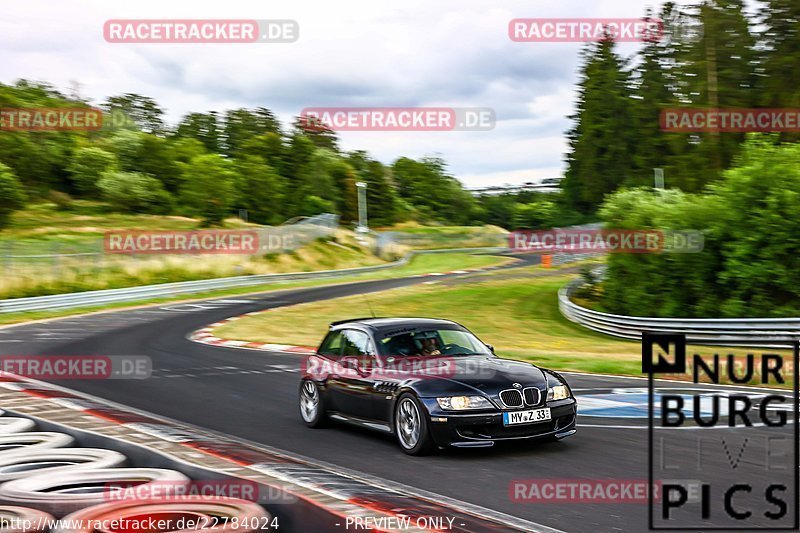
[330,317,462,332]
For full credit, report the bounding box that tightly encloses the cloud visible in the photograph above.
[1,0,698,186]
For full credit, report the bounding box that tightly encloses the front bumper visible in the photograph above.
[420,398,577,448]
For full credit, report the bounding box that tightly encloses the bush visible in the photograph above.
[97,171,173,214]
[512,197,558,229]
[178,154,236,226]
[597,137,800,318]
[0,163,26,229]
[47,190,74,211]
[67,146,117,196]
[299,195,336,216]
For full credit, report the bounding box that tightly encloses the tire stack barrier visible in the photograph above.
[0,413,273,529]
[0,469,190,517]
[0,420,36,435]
[0,434,75,455]
[0,449,128,482]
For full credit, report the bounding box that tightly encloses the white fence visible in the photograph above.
[559,280,800,346]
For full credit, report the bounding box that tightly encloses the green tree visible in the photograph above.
[222,108,281,156]
[392,156,478,224]
[512,196,558,229]
[239,133,285,171]
[103,130,145,172]
[233,155,287,225]
[175,112,221,153]
[281,133,317,217]
[135,135,181,193]
[67,146,118,196]
[0,163,26,229]
[598,137,800,318]
[292,116,339,151]
[709,138,800,316]
[179,154,236,226]
[758,0,800,141]
[97,171,172,214]
[103,94,166,134]
[628,5,686,188]
[562,37,634,213]
[677,0,757,181]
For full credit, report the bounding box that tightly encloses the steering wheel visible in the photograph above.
[438,343,468,355]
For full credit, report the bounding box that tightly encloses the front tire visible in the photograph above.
[299,380,328,428]
[394,394,435,455]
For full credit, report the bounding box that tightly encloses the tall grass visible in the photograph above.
[0,231,383,299]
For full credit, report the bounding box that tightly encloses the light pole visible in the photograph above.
[654,168,664,189]
[355,181,368,233]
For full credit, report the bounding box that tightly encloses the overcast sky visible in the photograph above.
[3,0,707,187]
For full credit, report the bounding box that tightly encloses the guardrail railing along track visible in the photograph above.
[559,280,800,346]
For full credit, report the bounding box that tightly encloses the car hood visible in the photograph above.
[405,355,548,396]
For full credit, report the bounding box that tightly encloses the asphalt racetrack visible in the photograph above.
[1,256,794,532]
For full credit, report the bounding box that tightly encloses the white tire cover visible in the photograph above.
[0,468,189,518]
[0,419,36,435]
[55,497,270,533]
[0,506,55,533]
[0,433,74,457]
[0,448,128,482]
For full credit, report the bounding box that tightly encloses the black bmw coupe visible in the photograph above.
[299,317,577,455]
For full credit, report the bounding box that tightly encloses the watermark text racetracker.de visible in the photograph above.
[0,108,103,131]
[509,229,704,254]
[303,354,497,380]
[105,479,296,505]
[1,107,159,132]
[661,108,800,132]
[299,107,495,131]
[0,355,151,380]
[509,18,663,43]
[104,230,261,255]
[104,19,298,43]
[510,479,661,503]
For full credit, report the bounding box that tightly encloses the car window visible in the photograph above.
[379,328,491,356]
[318,331,343,358]
[440,330,482,349]
[341,329,373,357]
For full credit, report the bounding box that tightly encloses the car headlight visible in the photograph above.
[436,396,493,410]
[547,385,570,401]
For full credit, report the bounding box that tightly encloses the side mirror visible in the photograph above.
[341,356,358,369]
[341,356,368,376]
[486,344,495,353]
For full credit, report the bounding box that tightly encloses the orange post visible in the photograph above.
[541,254,552,268]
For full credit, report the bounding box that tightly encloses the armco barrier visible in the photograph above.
[559,280,800,346]
[0,247,506,314]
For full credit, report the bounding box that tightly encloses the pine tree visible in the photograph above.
[758,0,800,141]
[677,0,757,184]
[563,37,634,213]
[629,5,685,188]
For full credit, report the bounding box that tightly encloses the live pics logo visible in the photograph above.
[643,332,799,530]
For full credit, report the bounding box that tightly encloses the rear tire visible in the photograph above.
[299,380,328,428]
[394,394,435,456]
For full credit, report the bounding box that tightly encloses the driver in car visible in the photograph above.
[414,331,442,357]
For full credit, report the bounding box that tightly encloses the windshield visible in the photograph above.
[378,328,491,357]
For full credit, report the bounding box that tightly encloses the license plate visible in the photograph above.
[503,407,551,426]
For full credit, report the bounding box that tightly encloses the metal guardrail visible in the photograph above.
[0,247,506,314]
[559,280,800,346]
